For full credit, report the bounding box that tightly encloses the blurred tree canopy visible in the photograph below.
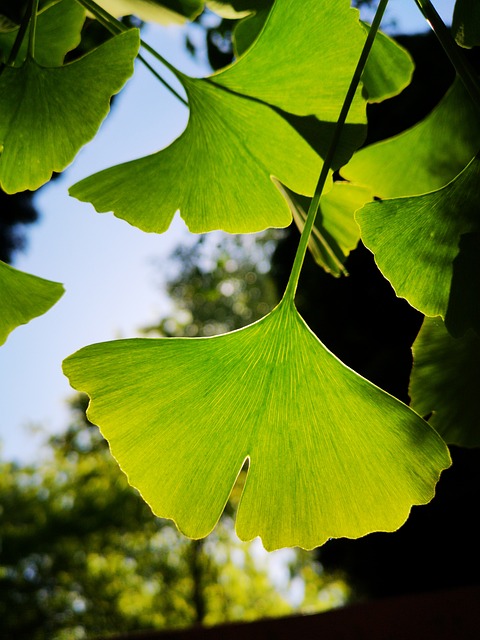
[0,396,348,640]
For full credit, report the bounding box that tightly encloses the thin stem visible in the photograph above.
[414,0,480,111]
[6,2,34,66]
[283,0,390,303]
[27,0,39,59]
[77,0,187,105]
[137,53,188,106]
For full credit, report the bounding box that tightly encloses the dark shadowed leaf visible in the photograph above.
[452,0,480,47]
[356,156,480,334]
[0,0,86,66]
[410,316,480,447]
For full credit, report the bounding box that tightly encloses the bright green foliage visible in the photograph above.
[453,0,480,48]
[342,78,480,197]
[0,260,64,345]
[0,0,86,66]
[213,0,367,123]
[356,156,480,334]
[3,0,478,553]
[410,316,480,447]
[232,6,414,106]
[0,28,139,193]
[63,298,450,551]
[70,0,386,235]
[70,76,323,233]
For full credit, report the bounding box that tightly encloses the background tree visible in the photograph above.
[0,395,349,640]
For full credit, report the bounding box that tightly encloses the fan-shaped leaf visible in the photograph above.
[63,298,450,551]
[0,260,64,346]
[0,29,139,193]
[410,316,480,447]
[356,156,480,335]
[360,24,413,103]
[343,78,480,198]
[70,76,323,234]
[212,0,367,123]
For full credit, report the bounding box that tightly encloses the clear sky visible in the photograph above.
[0,1,456,462]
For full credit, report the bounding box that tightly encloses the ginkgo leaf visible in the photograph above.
[0,260,64,346]
[342,78,480,198]
[70,76,323,234]
[359,24,413,103]
[0,0,86,66]
[95,0,204,23]
[356,156,480,335]
[212,0,367,124]
[278,181,372,277]
[453,0,480,47]
[63,298,450,551]
[231,9,413,106]
[0,29,139,193]
[410,316,480,447]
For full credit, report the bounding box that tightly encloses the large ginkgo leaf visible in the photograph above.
[0,29,139,193]
[212,0,367,123]
[231,9,413,105]
[410,316,480,448]
[356,156,480,335]
[70,76,323,234]
[343,78,480,198]
[0,0,86,66]
[0,261,64,346]
[63,298,450,551]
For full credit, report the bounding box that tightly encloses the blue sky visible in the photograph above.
[0,1,456,462]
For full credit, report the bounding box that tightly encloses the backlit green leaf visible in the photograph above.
[213,0,367,123]
[70,0,376,234]
[0,0,86,66]
[70,76,323,234]
[0,260,64,346]
[343,78,480,198]
[356,156,480,334]
[63,298,450,551]
[410,316,480,447]
[0,29,139,193]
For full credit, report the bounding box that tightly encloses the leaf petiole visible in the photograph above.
[27,0,39,59]
[3,0,34,67]
[283,0,390,303]
[413,0,480,111]
[77,0,188,107]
